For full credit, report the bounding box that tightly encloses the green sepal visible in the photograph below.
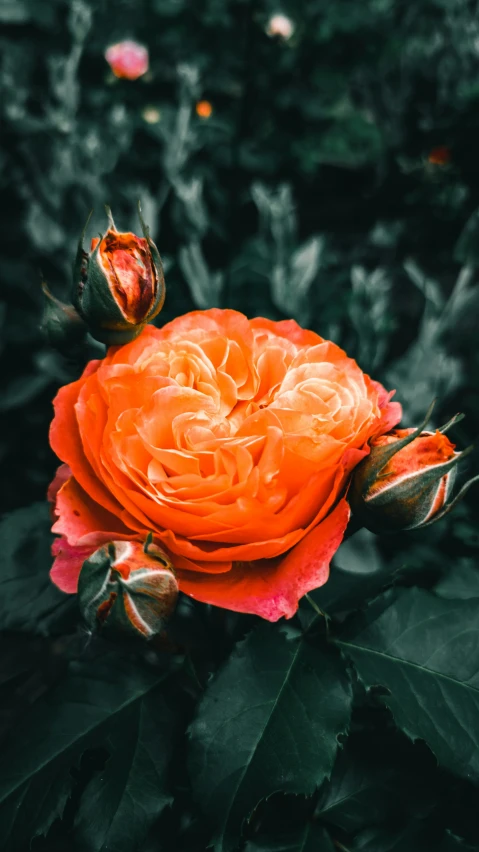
[138,200,166,320]
[85,322,148,345]
[77,542,178,640]
[104,580,167,639]
[353,467,456,533]
[353,400,437,497]
[41,282,87,353]
[104,204,117,231]
[368,450,462,510]
[421,470,479,528]
[77,240,129,330]
[77,545,113,630]
[438,412,465,433]
[71,210,93,311]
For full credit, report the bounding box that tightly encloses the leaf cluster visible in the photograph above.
[1,505,479,851]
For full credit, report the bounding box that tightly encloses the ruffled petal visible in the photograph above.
[50,537,97,594]
[176,498,350,620]
[52,476,140,546]
[47,464,71,508]
[370,381,402,434]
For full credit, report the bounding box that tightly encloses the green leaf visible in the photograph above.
[310,529,390,616]
[440,831,479,851]
[335,588,479,783]
[315,732,436,834]
[0,652,172,851]
[245,822,335,852]
[188,623,352,852]
[0,503,76,635]
[349,825,478,852]
[0,764,74,852]
[349,820,431,851]
[74,684,178,852]
[434,560,479,601]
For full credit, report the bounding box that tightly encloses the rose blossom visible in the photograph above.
[48,310,400,620]
[266,14,295,40]
[105,41,149,81]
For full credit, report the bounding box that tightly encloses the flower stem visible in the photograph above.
[305,593,330,636]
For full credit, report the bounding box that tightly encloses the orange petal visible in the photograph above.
[176,498,350,620]
[52,476,140,546]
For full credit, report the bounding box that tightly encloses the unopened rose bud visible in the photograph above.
[427,145,451,166]
[105,40,149,80]
[41,282,87,353]
[78,539,178,639]
[73,207,165,345]
[350,405,478,533]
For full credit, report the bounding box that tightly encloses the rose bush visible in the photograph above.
[49,309,400,620]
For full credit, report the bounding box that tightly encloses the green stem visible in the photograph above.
[305,593,330,637]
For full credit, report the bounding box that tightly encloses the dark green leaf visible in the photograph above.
[0,652,171,851]
[0,372,52,411]
[245,822,335,852]
[335,588,479,783]
[74,684,178,852]
[349,820,432,851]
[315,732,436,833]
[434,560,479,601]
[0,503,76,634]
[440,831,479,851]
[350,825,479,852]
[0,765,74,852]
[188,623,352,852]
[310,530,390,616]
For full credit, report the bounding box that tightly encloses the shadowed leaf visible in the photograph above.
[335,588,479,783]
[188,623,352,852]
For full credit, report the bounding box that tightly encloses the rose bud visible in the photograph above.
[73,207,165,345]
[349,404,478,533]
[78,539,178,639]
[427,145,451,166]
[41,281,87,353]
[105,40,149,80]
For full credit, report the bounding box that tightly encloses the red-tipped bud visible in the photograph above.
[77,539,178,639]
[73,207,165,345]
[350,406,477,533]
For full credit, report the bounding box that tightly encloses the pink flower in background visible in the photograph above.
[105,40,149,80]
[266,14,295,40]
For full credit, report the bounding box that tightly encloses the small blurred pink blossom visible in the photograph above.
[105,40,149,80]
[266,14,295,40]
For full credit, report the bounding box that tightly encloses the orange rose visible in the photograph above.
[49,309,400,620]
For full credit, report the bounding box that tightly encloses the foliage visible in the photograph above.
[1,0,479,850]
